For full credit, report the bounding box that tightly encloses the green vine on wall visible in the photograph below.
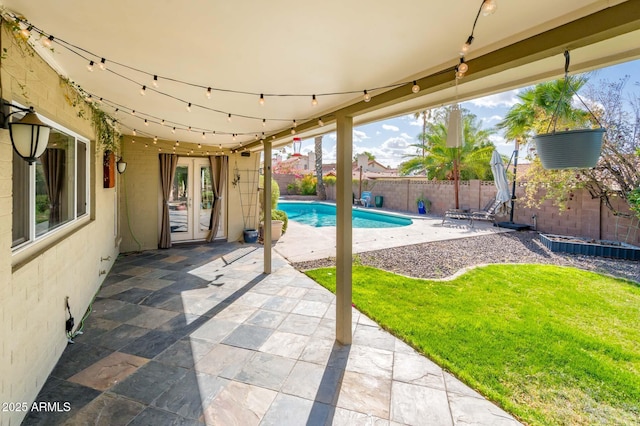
[1,14,121,154]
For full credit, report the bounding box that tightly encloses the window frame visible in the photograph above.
[11,105,91,255]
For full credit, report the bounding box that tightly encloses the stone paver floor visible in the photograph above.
[23,242,521,425]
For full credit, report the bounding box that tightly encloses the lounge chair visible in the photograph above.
[442,198,501,227]
[359,191,372,207]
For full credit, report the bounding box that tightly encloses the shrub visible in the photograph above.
[300,174,317,195]
[629,187,640,220]
[322,175,337,186]
[272,209,288,234]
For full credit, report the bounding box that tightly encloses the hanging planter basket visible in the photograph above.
[533,51,605,170]
[533,128,605,169]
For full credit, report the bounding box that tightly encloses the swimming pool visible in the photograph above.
[277,201,412,228]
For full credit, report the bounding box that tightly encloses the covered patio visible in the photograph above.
[24,242,519,425]
[2,1,640,425]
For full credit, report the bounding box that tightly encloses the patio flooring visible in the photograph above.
[23,242,520,425]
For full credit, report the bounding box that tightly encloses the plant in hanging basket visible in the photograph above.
[533,51,605,170]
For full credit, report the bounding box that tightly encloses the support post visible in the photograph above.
[336,114,353,344]
[264,141,272,274]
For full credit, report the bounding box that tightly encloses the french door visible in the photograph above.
[169,157,225,242]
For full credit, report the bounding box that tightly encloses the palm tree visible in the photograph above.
[400,108,495,208]
[314,136,326,200]
[497,75,591,142]
[413,110,430,158]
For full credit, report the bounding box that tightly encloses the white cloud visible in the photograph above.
[468,90,520,108]
[400,132,412,140]
[482,115,503,124]
[353,130,369,142]
[382,124,399,132]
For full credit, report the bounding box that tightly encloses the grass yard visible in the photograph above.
[305,264,640,425]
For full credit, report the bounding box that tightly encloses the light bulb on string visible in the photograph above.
[412,81,420,93]
[153,136,158,144]
[114,108,119,115]
[255,134,259,140]
[152,75,159,88]
[161,119,165,126]
[171,127,176,134]
[318,118,324,127]
[259,94,265,105]
[20,25,32,38]
[198,143,202,149]
[219,144,222,149]
[202,132,206,140]
[159,148,162,152]
[131,110,136,116]
[460,35,474,55]
[144,119,149,126]
[42,35,54,47]
[132,129,137,136]
[175,141,180,146]
[232,134,236,141]
[87,60,94,72]
[144,144,149,148]
[481,0,497,16]
[188,126,192,132]
[262,119,266,127]
[293,119,297,128]
[363,90,371,102]
[206,87,212,99]
[186,103,191,112]
[227,114,232,122]
[291,128,296,135]
[99,58,107,71]
[458,57,468,74]
[311,95,318,106]
[140,85,146,96]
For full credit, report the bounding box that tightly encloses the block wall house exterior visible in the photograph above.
[0,27,119,425]
[0,27,260,425]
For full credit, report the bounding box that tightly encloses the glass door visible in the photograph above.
[170,158,224,242]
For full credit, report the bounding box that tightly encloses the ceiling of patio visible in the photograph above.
[4,0,640,152]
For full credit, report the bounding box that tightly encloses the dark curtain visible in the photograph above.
[159,153,178,248]
[41,148,64,226]
[206,155,228,243]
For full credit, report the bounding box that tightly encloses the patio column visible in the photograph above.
[264,141,272,274]
[335,114,353,344]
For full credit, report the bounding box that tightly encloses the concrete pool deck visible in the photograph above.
[274,207,513,263]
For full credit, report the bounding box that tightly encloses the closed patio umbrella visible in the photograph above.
[490,150,511,216]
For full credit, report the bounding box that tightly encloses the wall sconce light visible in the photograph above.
[116,157,127,174]
[2,102,51,164]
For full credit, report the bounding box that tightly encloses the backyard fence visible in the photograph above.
[273,174,639,245]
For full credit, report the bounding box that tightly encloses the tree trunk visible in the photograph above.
[315,136,326,200]
[453,152,460,209]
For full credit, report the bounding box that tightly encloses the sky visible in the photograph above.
[289,59,640,168]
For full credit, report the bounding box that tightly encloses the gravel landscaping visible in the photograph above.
[291,231,640,284]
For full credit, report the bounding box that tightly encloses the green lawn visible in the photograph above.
[305,264,640,425]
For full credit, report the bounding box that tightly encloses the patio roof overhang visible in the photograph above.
[3,0,640,152]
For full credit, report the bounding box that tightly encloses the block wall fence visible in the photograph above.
[273,175,639,245]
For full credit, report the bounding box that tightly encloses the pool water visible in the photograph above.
[277,201,412,228]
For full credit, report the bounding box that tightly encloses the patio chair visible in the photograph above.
[442,198,501,227]
[360,191,372,207]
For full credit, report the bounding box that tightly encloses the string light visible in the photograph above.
[145,143,149,148]
[186,103,191,112]
[198,143,202,149]
[232,134,236,141]
[86,60,94,72]
[175,141,180,146]
[293,119,297,128]
[42,35,54,47]
[99,58,107,71]
[311,95,318,106]
[152,75,159,88]
[132,129,137,136]
[259,94,265,105]
[318,118,324,126]
[412,81,420,93]
[188,126,192,132]
[291,128,296,135]
[202,132,206,139]
[481,0,497,16]
[262,119,266,127]
[114,108,119,115]
[144,119,149,126]
[363,90,371,102]
[458,57,468,74]
[172,127,176,134]
[153,136,158,144]
[206,87,212,99]
[20,25,32,38]
[131,110,136,116]
[461,35,474,55]
[227,114,232,122]
[140,85,146,96]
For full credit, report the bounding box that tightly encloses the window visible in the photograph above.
[12,113,90,250]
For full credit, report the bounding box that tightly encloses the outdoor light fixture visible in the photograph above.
[3,104,51,164]
[116,157,127,174]
[412,81,420,93]
[292,137,302,156]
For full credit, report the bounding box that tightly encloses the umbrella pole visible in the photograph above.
[497,139,530,231]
